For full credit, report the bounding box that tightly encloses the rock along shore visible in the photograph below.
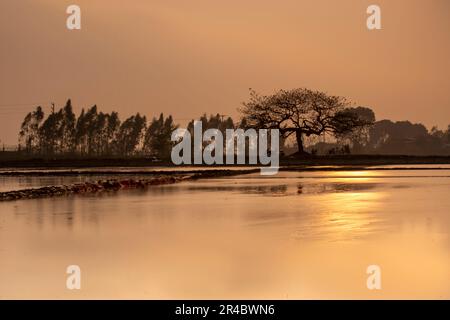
[0,169,259,202]
[0,176,184,202]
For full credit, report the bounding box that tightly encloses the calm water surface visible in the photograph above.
[0,166,449,299]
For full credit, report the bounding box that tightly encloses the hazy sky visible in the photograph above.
[1,0,449,144]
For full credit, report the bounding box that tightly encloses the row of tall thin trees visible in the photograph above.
[19,100,237,159]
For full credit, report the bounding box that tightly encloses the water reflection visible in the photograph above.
[182,181,379,197]
[0,169,449,299]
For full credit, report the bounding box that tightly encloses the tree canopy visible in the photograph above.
[239,88,375,153]
[19,100,174,158]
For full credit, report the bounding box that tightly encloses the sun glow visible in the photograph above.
[320,191,385,241]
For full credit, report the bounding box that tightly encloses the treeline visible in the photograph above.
[359,120,450,155]
[315,120,450,156]
[17,98,450,158]
[18,100,237,159]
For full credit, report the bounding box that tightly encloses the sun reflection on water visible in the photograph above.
[291,171,387,242]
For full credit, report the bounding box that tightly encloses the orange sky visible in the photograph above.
[0,0,449,144]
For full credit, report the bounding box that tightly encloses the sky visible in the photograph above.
[0,0,449,145]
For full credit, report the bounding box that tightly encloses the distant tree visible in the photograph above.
[115,113,146,156]
[39,107,64,155]
[240,88,374,154]
[59,100,76,153]
[104,112,120,156]
[187,113,235,134]
[367,120,428,153]
[19,106,44,154]
[75,108,87,155]
[430,126,445,140]
[445,125,450,145]
[335,107,376,153]
[187,114,236,156]
[362,120,450,155]
[74,107,121,156]
[74,106,99,156]
[143,113,178,159]
[84,105,99,155]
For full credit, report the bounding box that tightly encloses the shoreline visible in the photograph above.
[0,155,450,169]
[1,165,449,202]
[0,169,259,202]
[0,165,449,177]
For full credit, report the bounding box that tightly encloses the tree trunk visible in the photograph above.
[296,129,305,153]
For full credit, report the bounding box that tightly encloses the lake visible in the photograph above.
[0,166,449,299]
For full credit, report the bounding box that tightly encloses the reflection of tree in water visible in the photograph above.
[12,196,102,229]
[297,183,378,194]
[179,182,378,197]
[184,184,288,196]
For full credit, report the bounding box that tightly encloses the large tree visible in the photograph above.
[239,88,375,154]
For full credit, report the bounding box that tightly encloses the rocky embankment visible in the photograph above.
[0,176,184,202]
[0,169,259,202]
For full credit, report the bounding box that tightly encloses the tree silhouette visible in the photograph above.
[19,106,44,154]
[143,113,178,159]
[14,98,450,158]
[335,107,376,153]
[104,112,120,156]
[39,107,63,155]
[60,100,76,154]
[115,113,147,156]
[240,88,374,154]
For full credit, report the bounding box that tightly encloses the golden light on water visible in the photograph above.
[1,170,449,299]
[328,170,382,182]
[328,192,384,237]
